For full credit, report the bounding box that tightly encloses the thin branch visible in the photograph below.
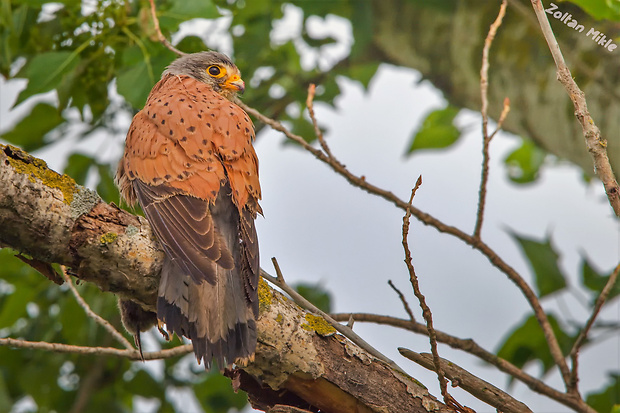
[330,312,596,413]
[147,0,186,57]
[529,0,620,217]
[306,83,333,158]
[0,337,192,360]
[401,177,460,410]
[242,89,571,407]
[261,260,407,375]
[569,262,620,392]
[399,349,532,413]
[474,0,508,240]
[60,266,134,351]
[489,97,511,141]
[388,280,416,322]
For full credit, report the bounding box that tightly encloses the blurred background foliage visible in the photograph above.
[0,0,618,411]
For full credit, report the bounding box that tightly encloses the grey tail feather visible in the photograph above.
[157,257,257,369]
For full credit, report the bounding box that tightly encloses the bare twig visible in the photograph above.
[474,0,508,240]
[569,263,620,392]
[529,0,620,217]
[388,280,416,322]
[399,349,532,413]
[489,97,511,141]
[0,337,192,360]
[401,176,459,409]
[330,312,596,413]
[60,266,134,351]
[147,0,186,57]
[242,97,569,401]
[306,83,333,158]
[261,260,407,375]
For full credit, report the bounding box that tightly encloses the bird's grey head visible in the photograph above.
[163,51,245,98]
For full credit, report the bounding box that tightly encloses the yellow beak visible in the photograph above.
[224,74,245,94]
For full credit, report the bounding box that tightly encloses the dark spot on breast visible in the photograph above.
[188,104,193,109]
[177,174,184,179]
[245,127,250,133]
[198,149,203,154]
[207,165,213,171]
[179,98,185,102]
[167,110,173,115]
[187,126,196,132]
[197,114,202,119]
[232,150,238,155]
[226,131,230,136]
[181,136,187,142]
[206,122,211,128]
[183,170,190,177]
[164,174,172,180]
[153,177,161,183]
[128,170,135,178]
[236,124,240,129]
[180,118,185,123]
[211,190,217,196]
[161,119,166,125]
[211,113,216,118]
[202,139,207,145]
[152,113,156,119]
[164,102,169,106]
[169,129,173,135]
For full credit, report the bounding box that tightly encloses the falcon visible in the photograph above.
[115,51,261,369]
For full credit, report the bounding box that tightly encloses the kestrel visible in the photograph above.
[115,51,261,369]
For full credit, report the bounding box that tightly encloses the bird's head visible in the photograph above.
[163,51,245,100]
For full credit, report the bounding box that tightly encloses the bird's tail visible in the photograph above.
[157,257,257,369]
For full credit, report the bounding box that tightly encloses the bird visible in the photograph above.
[115,51,261,369]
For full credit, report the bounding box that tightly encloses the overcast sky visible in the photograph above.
[1,5,618,413]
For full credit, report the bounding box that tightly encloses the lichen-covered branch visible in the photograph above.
[0,144,448,413]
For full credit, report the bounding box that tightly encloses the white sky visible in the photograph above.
[0,4,618,413]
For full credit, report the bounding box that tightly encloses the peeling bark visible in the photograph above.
[0,144,448,412]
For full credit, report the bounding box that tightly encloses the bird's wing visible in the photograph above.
[117,74,261,284]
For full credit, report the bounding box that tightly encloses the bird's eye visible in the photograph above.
[207,65,225,78]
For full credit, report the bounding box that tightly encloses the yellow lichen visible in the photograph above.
[6,145,78,205]
[100,232,118,245]
[301,313,336,336]
[275,313,283,324]
[258,278,272,313]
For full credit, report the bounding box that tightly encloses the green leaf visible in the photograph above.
[582,258,620,302]
[564,0,620,21]
[125,370,162,398]
[511,232,567,298]
[194,373,247,412]
[294,283,332,313]
[116,44,176,108]
[159,0,219,32]
[496,313,575,376]
[504,139,545,184]
[15,51,80,104]
[96,164,120,203]
[406,106,461,154]
[346,62,380,89]
[64,153,94,186]
[1,103,64,151]
[586,373,620,413]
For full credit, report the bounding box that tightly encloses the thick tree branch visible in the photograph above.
[0,144,448,413]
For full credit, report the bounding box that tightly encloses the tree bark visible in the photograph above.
[0,144,449,413]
